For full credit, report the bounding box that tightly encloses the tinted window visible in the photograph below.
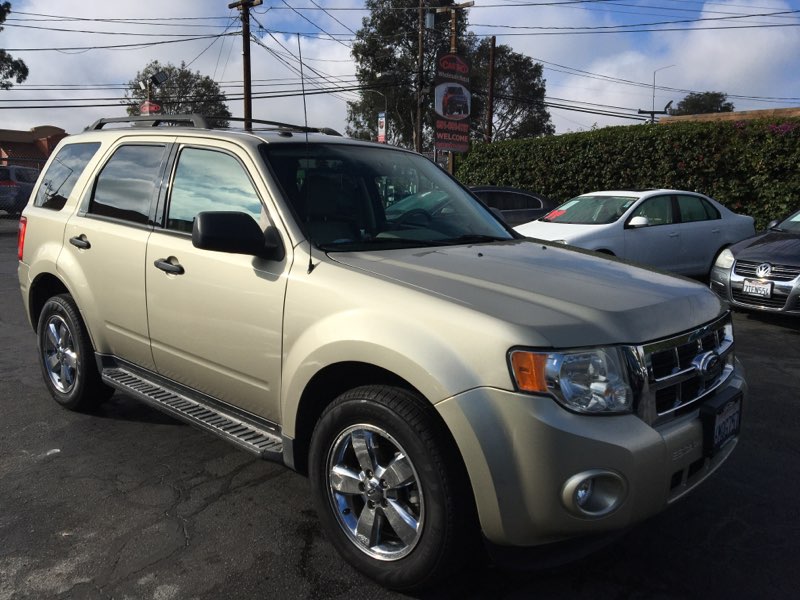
[630,196,674,225]
[14,168,39,184]
[34,143,101,211]
[89,145,166,224]
[166,147,262,232]
[677,194,719,222]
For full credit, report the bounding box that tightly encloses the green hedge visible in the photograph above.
[456,118,800,230]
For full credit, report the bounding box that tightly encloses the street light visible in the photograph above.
[652,64,675,119]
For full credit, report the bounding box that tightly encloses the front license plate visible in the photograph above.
[742,278,772,298]
[702,395,742,457]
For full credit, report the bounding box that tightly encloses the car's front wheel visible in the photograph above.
[309,385,474,590]
[37,294,113,411]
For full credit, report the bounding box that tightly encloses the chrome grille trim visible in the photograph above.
[633,313,734,426]
[734,259,800,282]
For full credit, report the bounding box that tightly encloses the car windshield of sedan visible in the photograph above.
[542,195,637,225]
[776,209,800,233]
[261,142,512,250]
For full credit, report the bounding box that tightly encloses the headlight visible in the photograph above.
[510,347,633,414]
[714,248,735,270]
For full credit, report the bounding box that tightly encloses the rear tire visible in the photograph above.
[37,294,113,411]
[309,385,475,591]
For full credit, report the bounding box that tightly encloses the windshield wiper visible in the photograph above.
[441,234,509,245]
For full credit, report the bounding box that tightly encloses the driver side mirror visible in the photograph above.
[627,215,649,228]
[767,219,780,230]
[193,211,285,261]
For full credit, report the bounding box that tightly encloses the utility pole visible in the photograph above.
[485,36,495,143]
[416,0,424,153]
[229,0,262,131]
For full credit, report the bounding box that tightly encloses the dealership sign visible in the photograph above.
[377,111,386,143]
[139,100,162,115]
[433,52,470,153]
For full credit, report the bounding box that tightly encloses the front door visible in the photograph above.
[624,194,681,271]
[145,142,289,422]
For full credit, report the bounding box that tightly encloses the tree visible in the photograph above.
[669,91,734,116]
[468,37,553,141]
[124,60,231,127]
[0,2,28,90]
[347,2,552,148]
[348,1,461,149]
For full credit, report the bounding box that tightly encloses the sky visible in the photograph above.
[1,0,799,138]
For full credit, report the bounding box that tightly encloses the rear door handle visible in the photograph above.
[69,235,91,249]
[154,258,185,275]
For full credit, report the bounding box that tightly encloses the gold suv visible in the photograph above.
[18,115,746,590]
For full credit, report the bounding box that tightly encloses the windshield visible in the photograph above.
[542,195,637,225]
[261,142,512,250]
[776,208,800,233]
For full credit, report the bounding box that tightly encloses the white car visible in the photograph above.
[515,189,756,277]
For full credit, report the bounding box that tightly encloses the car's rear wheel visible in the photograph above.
[37,294,113,411]
[309,385,474,590]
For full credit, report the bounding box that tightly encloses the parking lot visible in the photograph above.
[1,216,799,600]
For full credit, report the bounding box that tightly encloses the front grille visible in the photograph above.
[635,314,734,426]
[734,260,800,282]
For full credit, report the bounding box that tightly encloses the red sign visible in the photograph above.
[433,52,471,153]
[140,101,162,115]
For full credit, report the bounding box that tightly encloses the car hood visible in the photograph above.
[514,220,608,241]
[732,230,800,266]
[330,240,723,348]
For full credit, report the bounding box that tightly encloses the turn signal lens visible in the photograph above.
[510,351,548,393]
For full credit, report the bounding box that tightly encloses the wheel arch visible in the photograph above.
[28,272,70,331]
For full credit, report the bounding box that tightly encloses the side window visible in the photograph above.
[89,145,166,224]
[678,195,719,222]
[34,142,101,211]
[630,196,674,226]
[166,147,262,233]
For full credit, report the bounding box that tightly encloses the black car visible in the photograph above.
[710,207,800,315]
[470,186,557,226]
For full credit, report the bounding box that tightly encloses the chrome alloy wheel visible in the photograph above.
[42,314,78,394]
[326,424,424,561]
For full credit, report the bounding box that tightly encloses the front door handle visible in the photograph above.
[668,232,679,238]
[154,258,185,275]
[69,235,91,249]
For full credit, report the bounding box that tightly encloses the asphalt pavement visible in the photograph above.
[1,216,799,599]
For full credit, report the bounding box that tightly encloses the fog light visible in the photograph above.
[561,470,627,518]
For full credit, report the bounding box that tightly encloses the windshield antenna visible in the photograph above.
[298,33,316,274]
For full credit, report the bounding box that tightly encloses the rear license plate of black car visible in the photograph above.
[743,279,771,298]
[701,393,742,457]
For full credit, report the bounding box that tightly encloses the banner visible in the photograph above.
[377,111,386,143]
[433,52,470,153]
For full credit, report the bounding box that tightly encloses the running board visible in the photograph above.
[102,367,283,461]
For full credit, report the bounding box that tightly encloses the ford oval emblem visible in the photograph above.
[755,262,772,278]
[693,351,722,382]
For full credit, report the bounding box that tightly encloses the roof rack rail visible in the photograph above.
[226,117,341,136]
[85,114,210,131]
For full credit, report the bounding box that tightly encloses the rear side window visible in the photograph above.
[34,143,100,211]
[677,195,720,222]
[89,145,166,224]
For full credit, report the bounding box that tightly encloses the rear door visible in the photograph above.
[675,193,722,275]
[60,138,173,370]
[145,139,289,422]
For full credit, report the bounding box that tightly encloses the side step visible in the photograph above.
[102,367,283,461]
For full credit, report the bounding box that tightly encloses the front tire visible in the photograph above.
[37,294,113,411]
[309,385,474,590]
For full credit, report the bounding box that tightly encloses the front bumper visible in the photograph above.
[436,365,746,547]
[710,264,800,315]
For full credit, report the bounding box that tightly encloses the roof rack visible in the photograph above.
[86,114,210,131]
